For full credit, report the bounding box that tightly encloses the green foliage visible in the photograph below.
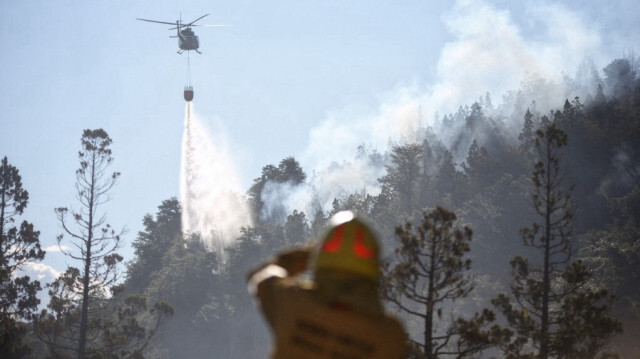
[1,315,33,358]
[383,207,499,358]
[36,268,92,358]
[36,273,173,359]
[284,210,310,245]
[144,234,220,315]
[527,122,574,253]
[37,129,173,359]
[462,139,493,191]
[1,156,45,356]
[126,198,181,294]
[431,147,464,205]
[247,157,307,224]
[96,295,173,359]
[379,143,424,214]
[493,123,621,358]
[53,129,125,358]
[127,200,235,358]
[327,191,377,218]
[552,262,621,359]
[579,186,640,357]
[580,187,640,313]
[603,58,637,98]
[493,258,621,359]
[24,56,640,358]
[518,109,536,158]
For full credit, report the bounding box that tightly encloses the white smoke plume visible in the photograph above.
[277,0,612,217]
[260,181,315,223]
[180,103,251,258]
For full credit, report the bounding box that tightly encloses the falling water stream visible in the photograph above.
[179,102,251,261]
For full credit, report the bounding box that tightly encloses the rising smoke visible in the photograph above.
[271,0,618,219]
[180,103,251,258]
[181,0,633,243]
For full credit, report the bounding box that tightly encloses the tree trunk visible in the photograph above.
[539,140,553,359]
[425,235,436,359]
[78,159,96,359]
[77,244,91,359]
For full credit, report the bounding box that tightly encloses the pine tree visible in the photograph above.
[126,198,182,294]
[247,157,307,224]
[383,207,500,358]
[378,143,423,213]
[37,132,173,359]
[518,109,536,158]
[284,209,310,245]
[462,139,492,191]
[0,156,45,357]
[54,129,125,358]
[492,123,621,359]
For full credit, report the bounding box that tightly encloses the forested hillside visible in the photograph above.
[121,56,639,358]
[5,56,639,358]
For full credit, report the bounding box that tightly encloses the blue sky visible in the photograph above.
[1,0,638,286]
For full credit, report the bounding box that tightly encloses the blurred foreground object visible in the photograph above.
[248,211,407,359]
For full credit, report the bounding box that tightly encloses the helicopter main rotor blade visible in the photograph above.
[168,24,230,30]
[191,24,233,27]
[137,18,177,26]
[186,13,210,26]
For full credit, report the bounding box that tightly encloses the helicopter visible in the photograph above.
[136,14,229,54]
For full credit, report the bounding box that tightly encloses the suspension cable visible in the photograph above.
[185,51,192,87]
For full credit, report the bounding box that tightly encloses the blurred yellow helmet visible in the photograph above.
[314,211,380,281]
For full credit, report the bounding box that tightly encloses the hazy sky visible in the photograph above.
[1,0,638,285]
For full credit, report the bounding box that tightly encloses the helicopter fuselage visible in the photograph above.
[177,26,200,53]
[137,14,214,55]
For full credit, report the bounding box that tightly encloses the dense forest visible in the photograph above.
[2,55,639,358]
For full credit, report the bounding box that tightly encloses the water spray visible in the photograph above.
[179,103,251,262]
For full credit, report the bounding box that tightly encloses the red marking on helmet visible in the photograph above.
[322,226,344,252]
[353,227,374,259]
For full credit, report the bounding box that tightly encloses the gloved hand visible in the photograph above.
[273,247,312,276]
